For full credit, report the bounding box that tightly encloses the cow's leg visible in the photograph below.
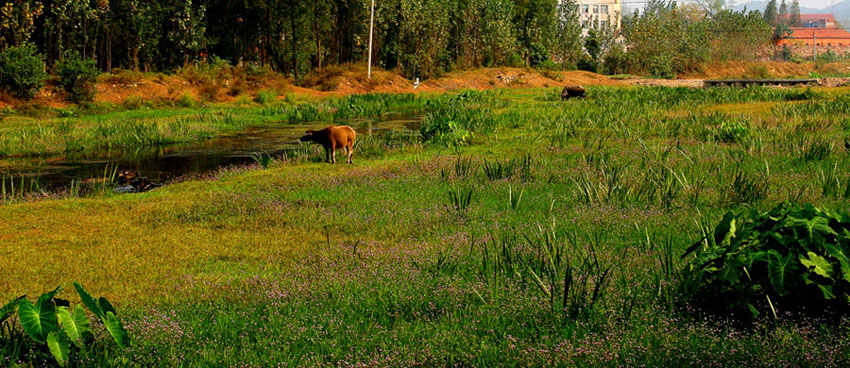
[331,147,337,164]
[346,144,353,164]
[325,147,331,163]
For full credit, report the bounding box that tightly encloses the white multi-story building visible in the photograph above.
[573,0,622,34]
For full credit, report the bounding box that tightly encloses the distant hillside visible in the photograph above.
[823,1,850,26]
[729,1,850,27]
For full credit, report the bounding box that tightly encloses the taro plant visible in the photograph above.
[0,283,129,366]
[703,117,751,144]
[681,202,850,319]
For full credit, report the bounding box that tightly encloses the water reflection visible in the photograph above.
[5,114,421,190]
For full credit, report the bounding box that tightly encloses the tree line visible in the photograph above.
[0,0,583,79]
[0,0,777,84]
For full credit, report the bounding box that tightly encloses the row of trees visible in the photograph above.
[0,0,780,88]
[763,0,802,26]
[0,0,588,79]
[613,1,774,77]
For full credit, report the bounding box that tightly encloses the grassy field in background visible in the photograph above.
[3,86,850,366]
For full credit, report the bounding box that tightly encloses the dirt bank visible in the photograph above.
[682,61,850,79]
[0,65,622,110]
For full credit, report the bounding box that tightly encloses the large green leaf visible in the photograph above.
[98,297,116,316]
[823,242,850,282]
[800,251,834,278]
[73,282,103,320]
[0,295,25,324]
[714,212,737,246]
[37,287,61,309]
[819,284,836,300]
[57,305,90,348]
[18,298,57,343]
[789,217,836,246]
[767,250,792,296]
[46,328,71,366]
[105,311,129,348]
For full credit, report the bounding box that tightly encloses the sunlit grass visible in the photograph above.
[3,85,850,366]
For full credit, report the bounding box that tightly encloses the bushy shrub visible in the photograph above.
[648,55,675,79]
[712,121,751,143]
[743,64,771,79]
[420,118,474,147]
[176,92,198,108]
[0,44,47,99]
[56,51,100,102]
[819,50,841,63]
[681,202,850,319]
[577,56,599,73]
[254,89,278,104]
[604,44,628,75]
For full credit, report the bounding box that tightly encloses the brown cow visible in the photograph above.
[561,85,586,100]
[299,125,356,164]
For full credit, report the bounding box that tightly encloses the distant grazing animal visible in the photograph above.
[299,125,356,164]
[116,171,161,192]
[561,85,586,100]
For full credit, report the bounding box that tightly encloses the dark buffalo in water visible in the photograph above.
[116,171,161,193]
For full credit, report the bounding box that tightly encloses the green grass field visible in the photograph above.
[3,86,850,366]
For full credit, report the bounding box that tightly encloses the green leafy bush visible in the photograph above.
[743,64,772,79]
[0,44,47,99]
[699,113,751,144]
[420,119,473,147]
[0,282,129,366]
[681,202,850,319]
[254,89,278,104]
[712,121,751,144]
[56,51,100,102]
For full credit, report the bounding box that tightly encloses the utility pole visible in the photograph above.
[813,32,817,62]
[368,0,375,79]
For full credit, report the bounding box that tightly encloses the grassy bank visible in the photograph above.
[3,86,850,366]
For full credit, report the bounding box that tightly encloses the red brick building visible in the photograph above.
[778,27,850,48]
[795,14,838,28]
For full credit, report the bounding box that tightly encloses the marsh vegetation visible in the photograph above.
[3,86,850,366]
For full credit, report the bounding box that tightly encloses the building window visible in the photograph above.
[593,5,599,14]
[582,4,589,13]
[601,5,608,14]
[828,43,832,46]
[600,20,609,28]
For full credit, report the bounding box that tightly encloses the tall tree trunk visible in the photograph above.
[289,0,298,78]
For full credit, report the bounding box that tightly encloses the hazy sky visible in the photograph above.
[778,0,842,8]
[729,0,846,9]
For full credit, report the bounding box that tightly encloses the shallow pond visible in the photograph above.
[2,113,421,191]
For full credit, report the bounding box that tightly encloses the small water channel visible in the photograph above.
[3,113,422,191]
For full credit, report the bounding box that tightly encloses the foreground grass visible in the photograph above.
[4,86,850,366]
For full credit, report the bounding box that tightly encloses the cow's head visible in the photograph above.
[299,130,316,142]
